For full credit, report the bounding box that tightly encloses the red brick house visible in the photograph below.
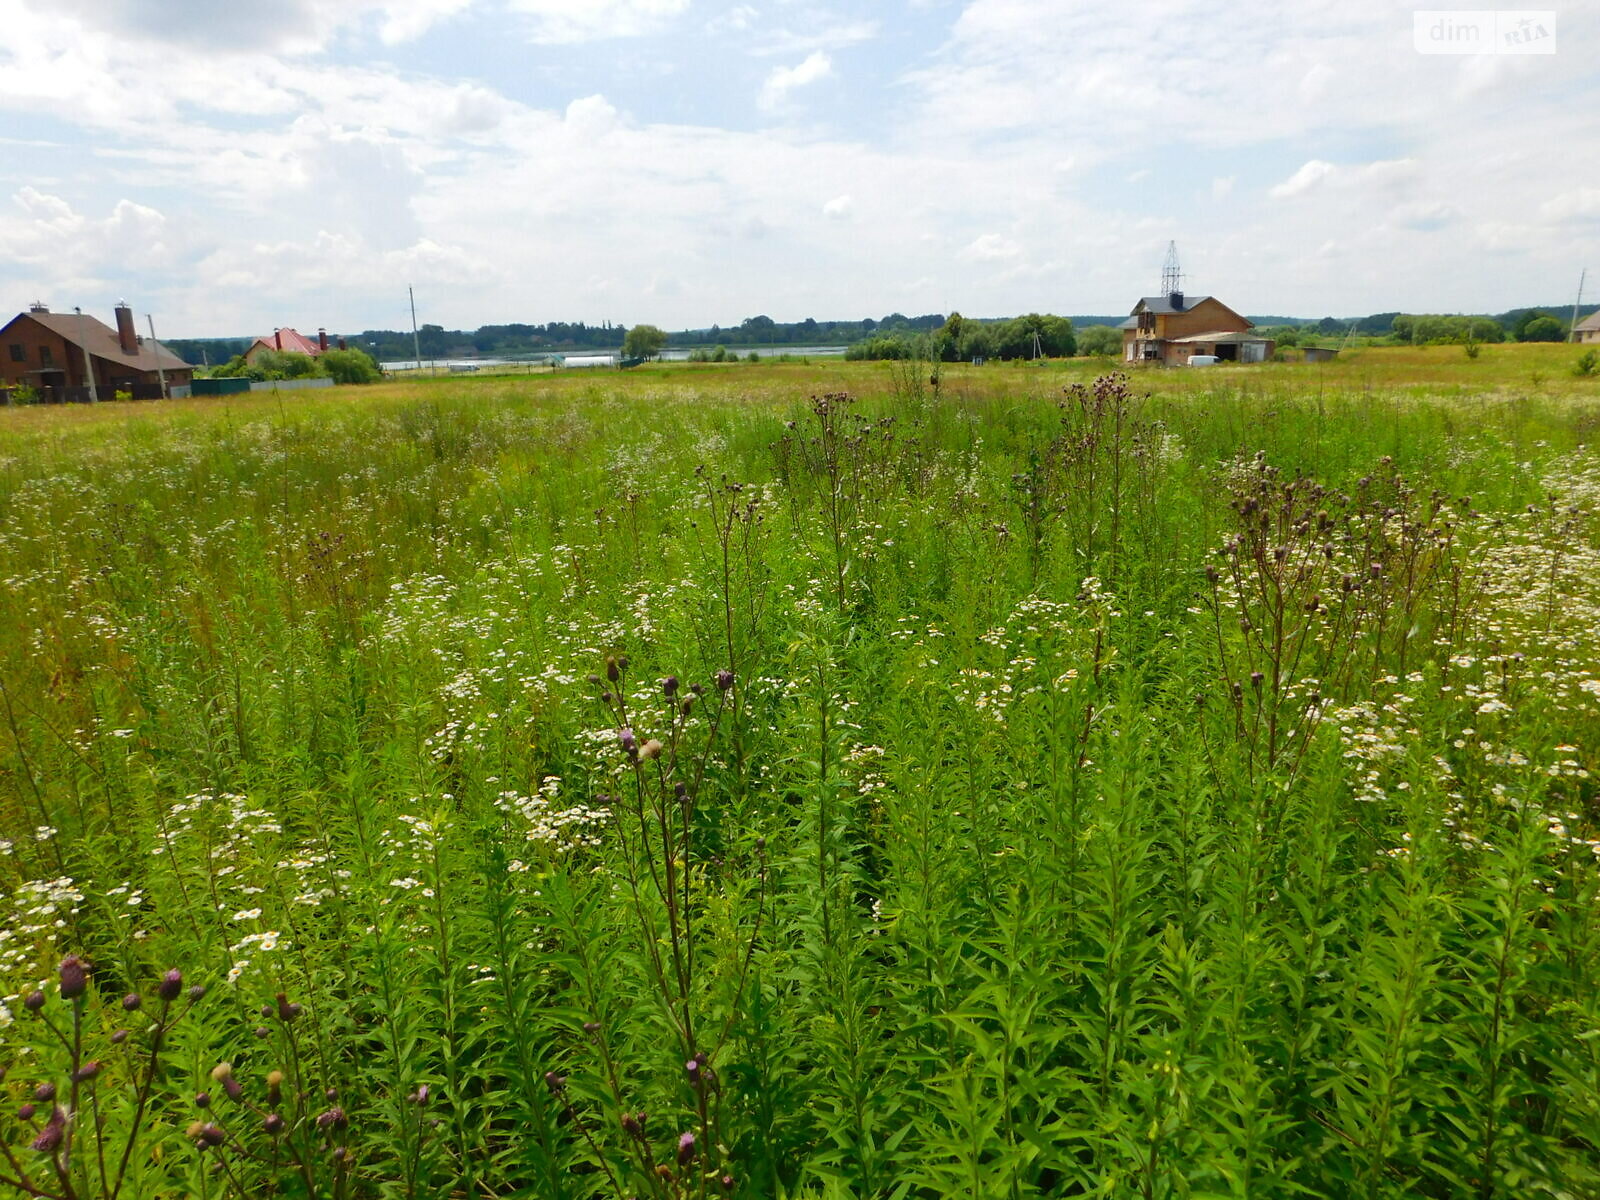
[1,303,192,400]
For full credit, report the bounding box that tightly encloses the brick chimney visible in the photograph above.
[274,329,282,350]
[114,302,138,355]
[318,328,329,352]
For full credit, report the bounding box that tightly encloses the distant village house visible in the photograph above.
[243,327,342,365]
[1120,291,1275,366]
[1,302,192,401]
[1574,311,1600,345]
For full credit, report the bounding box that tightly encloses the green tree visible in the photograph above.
[321,348,383,384]
[1520,315,1565,343]
[623,324,668,359]
[1076,325,1122,357]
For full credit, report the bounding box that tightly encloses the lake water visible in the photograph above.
[381,345,849,371]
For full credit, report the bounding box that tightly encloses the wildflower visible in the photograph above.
[677,1131,696,1165]
[58,956,88,1000]
[263,1112,285,1135]
[157,969,182,1002]
[71,1061,101,1083]
[716,669,735,691]
[123,993,141,1012]
[315,1107,348,1131]
[641,738,664,760]
[30,1107,66,1152]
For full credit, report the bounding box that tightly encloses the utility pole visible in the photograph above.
[146,313,169,399]
[409,286,423,373]
[1569,268,1586,344]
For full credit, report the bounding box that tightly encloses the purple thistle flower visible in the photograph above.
[58,956,88,1000]
[30,1107,66,1153]
[24,990,45,1012]
[122,993,142,1012]
[71,1061,102,1084]
[33,1083,55,1103]
[662,676,679,698]
[315,1107,348,1131]
[263,1112,285,1135]
[157,969,182,1002]
[715,669,735,691]
[17,1103,35,1121]
[677,1131,696,1165]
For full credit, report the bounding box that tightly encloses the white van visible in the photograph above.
[1186,355,1220,367]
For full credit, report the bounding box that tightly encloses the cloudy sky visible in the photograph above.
[0,0,1595,335]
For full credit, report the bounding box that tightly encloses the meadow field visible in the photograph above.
[0,345,1598,1198]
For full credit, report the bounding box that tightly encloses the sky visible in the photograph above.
[0,0,1595,336]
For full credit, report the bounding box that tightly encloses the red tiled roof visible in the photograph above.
[247,328,325,357]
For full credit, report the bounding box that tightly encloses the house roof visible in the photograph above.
[1126,293,1254,329]
[1132,293,1215,315]
[1575,310,1600,332]
[247,328,324,357]
[3,311,189,373]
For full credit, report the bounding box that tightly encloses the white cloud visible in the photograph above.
[506,0,691,43]
[1211,176,1236,201]
[39,0,473,51]
[1540,189,1600,225]
[755,20,879,56]
[823,194,854,219]
[960,233,1021,262]
[1270,160,1336,199]
[1270,157,1416,200]
[759,52,833,112]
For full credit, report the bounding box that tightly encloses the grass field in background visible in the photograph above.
[0,345,1598,1198]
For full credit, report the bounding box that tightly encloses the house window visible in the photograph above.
[7,344,23,363]
[39,346,52,365]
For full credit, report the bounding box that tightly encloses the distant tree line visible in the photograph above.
[847,313,1079,361]
[164,304,1600,368]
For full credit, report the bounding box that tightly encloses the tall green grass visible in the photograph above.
[0,370,1597,1198]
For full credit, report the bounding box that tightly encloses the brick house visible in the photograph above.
[243,327,333,365]
[1,303,192,401]
[1119,292,1275,365]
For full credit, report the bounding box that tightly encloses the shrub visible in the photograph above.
[320,348,382,384]
[1575,348,1599,377]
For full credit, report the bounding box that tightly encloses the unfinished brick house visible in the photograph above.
[1119,291,1275,366]
[1,302,192,401]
